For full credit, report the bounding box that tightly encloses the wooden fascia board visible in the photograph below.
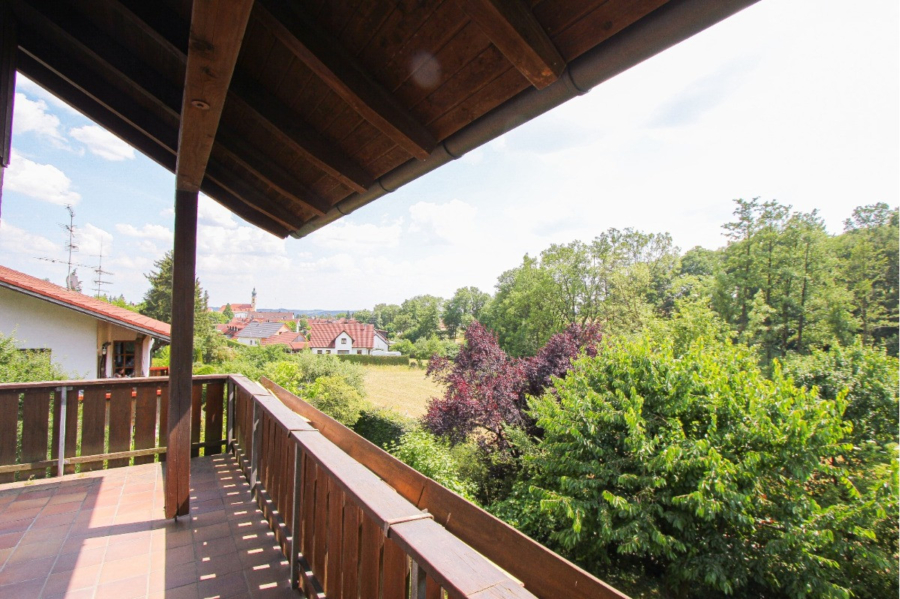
[255,0,437,161]
[175,0,255,193]
[461,0,564,89]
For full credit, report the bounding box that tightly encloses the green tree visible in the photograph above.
[394,295,444,342]
[222,303,234,320]
[498,323,887,598]
[389,430,476,500]
[371,303,401,333]
[442,286,490,338]
[351,308,374,324]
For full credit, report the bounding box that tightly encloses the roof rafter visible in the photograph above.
[17,2,323,222]
[107,0,374,193]
[175,0,254,193]
[460,0,565,89]
[254,0,438,161]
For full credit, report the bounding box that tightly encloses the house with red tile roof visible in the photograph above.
[262,331,309,352]
[0,265,171,379]
[308,321,389,355]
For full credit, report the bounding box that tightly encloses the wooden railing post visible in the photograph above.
[411,562,427,599]
[226,379,235,451]
[55,386,72,477]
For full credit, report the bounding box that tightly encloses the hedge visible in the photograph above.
[353,407,419,449]
[337,354,409,366]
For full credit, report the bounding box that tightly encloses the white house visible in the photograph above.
[0,265,171,379]
[308,322,389,355]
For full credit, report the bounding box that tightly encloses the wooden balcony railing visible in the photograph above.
[0,374,228,483]
[0,373,628,599]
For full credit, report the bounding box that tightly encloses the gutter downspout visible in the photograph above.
[291,0,760,239]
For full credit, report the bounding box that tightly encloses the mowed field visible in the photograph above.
[361,364,443,418]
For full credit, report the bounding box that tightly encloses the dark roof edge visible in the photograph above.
[0,281,172,342]
[291,0,760,239]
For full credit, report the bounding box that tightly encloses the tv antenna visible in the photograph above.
[34,205,91,291]
[91,239,114,298]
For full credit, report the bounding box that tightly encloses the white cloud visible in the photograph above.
[0,222,58,257]
[408,199,477,242]
[198,195,239,229]
[5,151,81,205]
[78,223,114,257]
[12,93,67,146]
[115,223,173,242]
[70,125,135,161]
[308,219,403,250]
[15,76,80,116]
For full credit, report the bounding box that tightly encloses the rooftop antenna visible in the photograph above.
[91,239,114,298]
[35,205,92,290]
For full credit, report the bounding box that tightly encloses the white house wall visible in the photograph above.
[0,287,98,379]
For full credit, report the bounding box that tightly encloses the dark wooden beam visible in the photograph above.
[16,45,296,237]
[165,188,198,519]
[460,0,564,89]
[255,0,437,160]
[175,0,254,193]
[106,0,374,193]
[0,8,15,218]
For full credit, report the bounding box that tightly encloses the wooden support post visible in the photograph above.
[165,189,198,519]
[0,9,16,217]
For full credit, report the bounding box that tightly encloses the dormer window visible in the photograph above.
[341,338,347,344]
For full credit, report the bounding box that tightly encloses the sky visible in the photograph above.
[1,0,897,310]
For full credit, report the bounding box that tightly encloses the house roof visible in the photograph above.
[235,321,288,339]
[261,331,308,351]
[221,304,253,312]
[0,264,171,341]
[7,0,756,240]
[308,322,375,349]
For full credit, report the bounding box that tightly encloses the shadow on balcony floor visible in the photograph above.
[0,454,297,598]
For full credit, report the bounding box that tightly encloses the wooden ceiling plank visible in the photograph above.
[460,0,565,89]
[16,51,291,238]
[228,74,373,193]
[214,126,330,216]
[175,0,254,193]
[107,0,373,195]
[255,0,437,160]
[18,2,320,225]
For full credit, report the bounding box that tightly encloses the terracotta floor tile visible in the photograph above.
[99,553,150,585]
[6,538,62,563]
[0,576,45,598]
[0,531,24,551]
[52,546,107,573]
[41,563,101,596]
[19,523,70,547]
[0,555,54,586]
[148,581,198,599]
[47,491,88,506]
[0,506,41,524]
[94,573,149,599]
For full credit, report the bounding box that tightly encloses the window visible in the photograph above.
[357,350,362,355]
[113,341,135,377]
[341,338,347,345]
[317,350,322,354]
[338,350,349,355]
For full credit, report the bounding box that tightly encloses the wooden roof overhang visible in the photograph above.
[6,0,757,239]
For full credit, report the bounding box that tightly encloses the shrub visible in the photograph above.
[353,407,418,449]
[499,332,889,598]
[0,332,71,382]
[305,375,367,427]
[337,354,409,366]
[389,430,477,501]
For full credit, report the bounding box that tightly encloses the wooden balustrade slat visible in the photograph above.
[81,387,108,472]
[133,385,158,465]
[190,382,203,458]
[341,501,361,599]
[205,381,224,455]
[302,453,316,559]
[158,384,169,463]
[383,536,409,599]
[21,389,51,480]
[107,385,133,468]
[0,391,19,483]
[293,431,427,529]
[359,516,382,599]
[325,480,344,598]
[425,574,442,599]
[313,465,329,575]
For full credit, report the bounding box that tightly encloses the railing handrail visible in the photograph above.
[0,373,227,391]
[229,375,543,599]
[258,376,629,599]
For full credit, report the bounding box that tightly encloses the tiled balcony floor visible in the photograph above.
[0,454,297,599]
